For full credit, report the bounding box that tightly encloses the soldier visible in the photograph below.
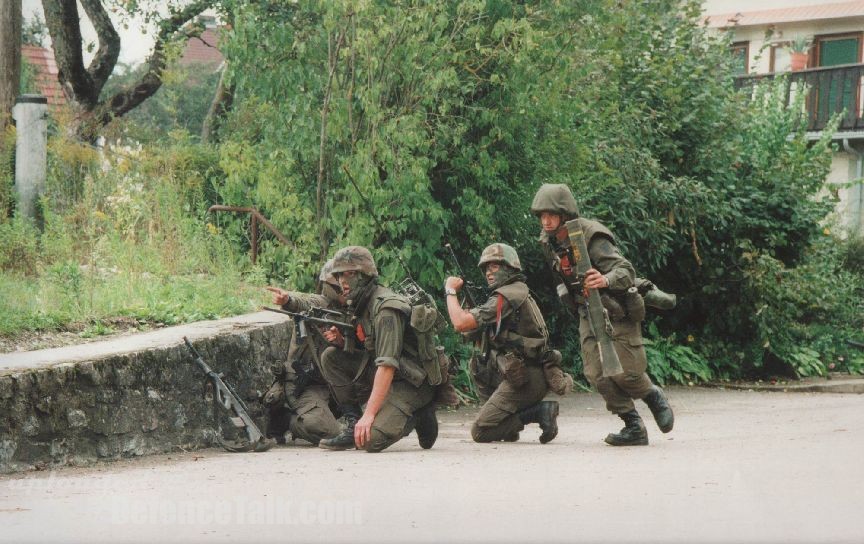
[530,183,674,446]
[316,246,440,453]
[262,261,343,445]
[445,243,564,444]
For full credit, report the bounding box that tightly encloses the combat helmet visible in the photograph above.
[530,183,580,217]
[318,258,339,287]
[331,246,379,277]
[478,243,522,271]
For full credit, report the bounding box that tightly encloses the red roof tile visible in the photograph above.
[707,1,864,28]
[20,45,66,107]
[179,28,224,67]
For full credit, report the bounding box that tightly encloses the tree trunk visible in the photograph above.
[41,0,214,141]
[0,0,22,132]
[201,65,234,144]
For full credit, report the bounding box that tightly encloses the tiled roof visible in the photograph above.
[20,45,66,107]
[707,0,864,28]
[179,28,224,67]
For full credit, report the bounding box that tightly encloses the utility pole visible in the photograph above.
[12,95,48,223]
[0,0,23,133]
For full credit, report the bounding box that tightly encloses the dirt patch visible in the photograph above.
[0,317,164,354]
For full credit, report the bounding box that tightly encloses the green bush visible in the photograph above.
[211,0,850,379]
[0,218,40,273]
[644,322,714,385]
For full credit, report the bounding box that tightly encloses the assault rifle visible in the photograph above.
[264,306,356,350]
[563,219,624,377]
[183,337,274,453]
[269,305,350,396]
[444,243,487,308]
[443,243,491,365]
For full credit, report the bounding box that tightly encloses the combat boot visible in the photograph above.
[605,410,648,446]
[642,385,674,433]
[517,400,559,444]
[414,402,439,449]
[319,405,360,450]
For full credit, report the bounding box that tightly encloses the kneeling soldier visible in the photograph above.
[317,246,439,452]
[263,261,343,445]
[445,243,563,443]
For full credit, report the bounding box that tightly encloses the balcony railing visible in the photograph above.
[734,63,864,133]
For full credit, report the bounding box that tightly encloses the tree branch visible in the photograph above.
[83,0,214,137]
[41,0,94,106]
[79,0,119,96]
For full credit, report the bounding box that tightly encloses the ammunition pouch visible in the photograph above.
[398,357,427,388]
[409,301,447,386]
[497,351,528,388]
[470,352,495,389]
[434,347,459,407]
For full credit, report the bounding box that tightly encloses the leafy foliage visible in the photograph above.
[100,62,222,143]
[644,322,714,385]
[3,0,860,384]
[209,0,856,380]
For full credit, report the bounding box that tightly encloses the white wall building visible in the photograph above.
[703,0,864,236]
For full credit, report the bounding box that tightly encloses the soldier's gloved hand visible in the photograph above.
[323,326,345,348]
[445,276,463,291]
[583,269,609,291]
[265,286,290,306]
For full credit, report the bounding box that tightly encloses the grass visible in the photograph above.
[0,268,267,337]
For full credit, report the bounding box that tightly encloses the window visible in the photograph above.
[730,42,749,75]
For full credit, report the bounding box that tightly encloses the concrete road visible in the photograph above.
[1,387,862,544]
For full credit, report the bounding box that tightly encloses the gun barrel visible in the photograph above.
[444,243,477,307]
[263,307,354,333]
[183,337,213,374]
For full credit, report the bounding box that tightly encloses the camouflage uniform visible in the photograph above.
[262,271,342,445]
[318,246,438,452]
[531,184,674,445]
[464,244,562,444]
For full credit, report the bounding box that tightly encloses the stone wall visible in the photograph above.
[0,312,291,474]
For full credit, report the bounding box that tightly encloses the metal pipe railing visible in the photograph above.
[207,205,293,265]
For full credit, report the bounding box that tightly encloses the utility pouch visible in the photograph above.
[600,293,627,321]
[541,350,574,396]
[497,351,527,388]
[624,286,646,322]
[422,345,445,386]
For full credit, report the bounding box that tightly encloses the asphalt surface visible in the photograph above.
[1,387,863,544]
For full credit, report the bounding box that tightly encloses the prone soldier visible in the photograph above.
[530,183,674,446]
[445,243,569,444]
[261,260,344,445]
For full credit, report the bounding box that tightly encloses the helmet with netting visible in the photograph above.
[331,246,379,277]
[319,258,339,286]
[477,243,522,271]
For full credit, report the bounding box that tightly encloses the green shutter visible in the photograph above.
[819,38,859,67]
[817,37,860,127]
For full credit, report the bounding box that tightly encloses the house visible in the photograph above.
[179,16,224,69]
[20,44,66,107]
[704,0,864,237]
